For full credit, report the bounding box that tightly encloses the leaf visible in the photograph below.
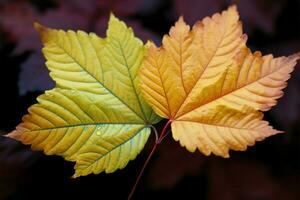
[139,6,300,157]
[0,1,40,53]
[19,51,54,95]
[8,15,160,177]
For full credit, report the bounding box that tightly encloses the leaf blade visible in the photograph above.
[8,88,152,176]
[140,5,299,157]
[9,16,161,177]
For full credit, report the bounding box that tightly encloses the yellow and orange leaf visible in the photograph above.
[139,6,300,157]
[140,6,246,119]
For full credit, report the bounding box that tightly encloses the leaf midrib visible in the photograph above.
[26,122,146,132]
[172,23,227,118]
[116,40,148,122]
[175,120,260,132]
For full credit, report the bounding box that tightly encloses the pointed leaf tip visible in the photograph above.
[109,12,120,24]
[109,12,116,19]
[107,13,126,32]
[145,40,157,48]
[178,16,185,23]
[33,22,47,33]
[291,52,300,61]
[33,22,51,43]
[175,15,188,27]
[228,4,237,11]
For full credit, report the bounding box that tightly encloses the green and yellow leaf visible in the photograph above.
[8,14,160,177]
[139,6,300,157]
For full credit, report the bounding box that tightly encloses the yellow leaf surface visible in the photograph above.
[139,6,300,157]
[140,6,246,119]
[172,106,280,157]
[177,49,300,121]
[8,15,160,177]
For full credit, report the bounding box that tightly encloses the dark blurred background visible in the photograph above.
[0,0,299,199]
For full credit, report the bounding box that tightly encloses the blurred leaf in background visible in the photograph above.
[0,136,38,200]
[0,0,157,95]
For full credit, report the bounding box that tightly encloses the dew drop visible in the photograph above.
[96,126,102,136]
